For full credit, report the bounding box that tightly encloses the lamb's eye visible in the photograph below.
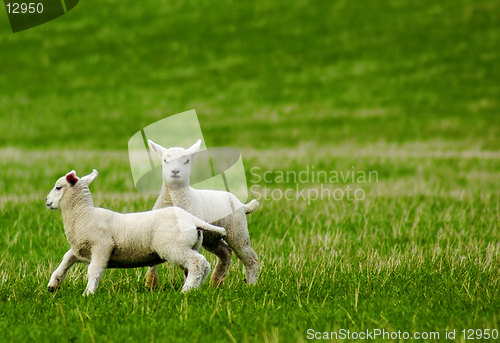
[55,186,62,190]
[163,159,167,163]
[184,159,190,164]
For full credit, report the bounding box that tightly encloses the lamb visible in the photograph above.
[144,139,259,288]
[45,169,226,295]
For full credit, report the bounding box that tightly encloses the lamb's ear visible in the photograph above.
[81,169,98,185]
[148,139,167,158]
[65,170,79,186]
[187,139,202,154]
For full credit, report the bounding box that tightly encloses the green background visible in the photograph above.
[0,0,498,342]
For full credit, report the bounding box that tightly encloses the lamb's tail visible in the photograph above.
[244,199,259,214]
[194,218,226,237]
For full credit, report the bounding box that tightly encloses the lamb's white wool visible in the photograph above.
[145,139,259,287]
[46,169,225,295]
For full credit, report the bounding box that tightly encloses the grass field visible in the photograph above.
[0,0,499,342]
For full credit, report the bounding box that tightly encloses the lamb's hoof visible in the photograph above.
[245,278,258,285]
[145,273,159,290]
[47,283,60,292]
[181,286,194,293]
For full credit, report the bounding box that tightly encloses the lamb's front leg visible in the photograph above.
[48,249,78,292]
[84,245,112,296]
[145,265,159,289]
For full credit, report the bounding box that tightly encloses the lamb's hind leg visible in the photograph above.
[226,222,259,284]
[203,239,232,286]
[145,265,159,289]
[159,247,210,292]
[233,244,258,284]
[48,249,78,292]
[181,251,210,292]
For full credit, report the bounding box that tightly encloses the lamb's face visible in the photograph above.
[45,170,97,209]
[46,174,75,209]
[148,139,202,187]
[160,148,193,185]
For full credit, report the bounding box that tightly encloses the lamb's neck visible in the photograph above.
[154,183,173,208]
[61,191,95,233]
[156,181,193,208]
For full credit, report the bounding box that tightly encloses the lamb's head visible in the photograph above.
[46,169,98,209]
[148,139,202,186]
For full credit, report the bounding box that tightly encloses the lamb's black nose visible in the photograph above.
[172,169,180,175]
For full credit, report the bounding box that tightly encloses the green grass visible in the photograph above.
[0,0,499,341]
[0,190,498,342]
[0,148,498,342]
[0,0,499,149]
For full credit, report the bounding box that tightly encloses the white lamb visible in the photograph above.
[45,169,226,295]
[145,139,259,287]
